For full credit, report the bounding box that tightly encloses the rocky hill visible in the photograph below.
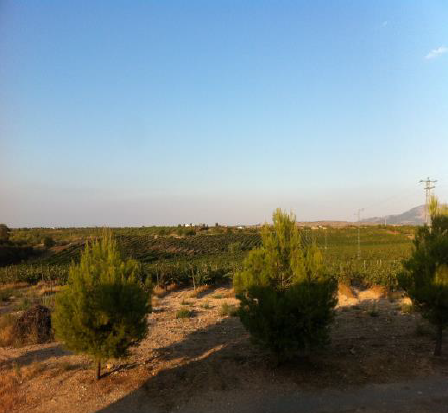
[362,205,425,226]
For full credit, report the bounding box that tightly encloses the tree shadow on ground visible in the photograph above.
[0,343,70,368]
[95,316,260,413]
[95,301,447,413]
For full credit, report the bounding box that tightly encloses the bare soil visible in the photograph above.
[1,284,447,413]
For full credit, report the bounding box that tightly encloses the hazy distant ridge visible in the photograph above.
[362,205,425,226]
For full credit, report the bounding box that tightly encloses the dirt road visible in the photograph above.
[99,375,448,413]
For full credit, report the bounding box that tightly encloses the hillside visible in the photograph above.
[362,205,425,226]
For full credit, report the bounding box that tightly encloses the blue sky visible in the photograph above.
[1,1,448,226]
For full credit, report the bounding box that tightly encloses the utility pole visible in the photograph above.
[419,177,437,225]
[355,208,364,259]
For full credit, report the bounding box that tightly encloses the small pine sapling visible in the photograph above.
[234,209,337,362]
[400,197,448,356]
[53,231,151,379]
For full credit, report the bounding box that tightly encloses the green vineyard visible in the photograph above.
[0,226,415,288]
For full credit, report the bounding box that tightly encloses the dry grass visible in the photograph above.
[153,283,178,298]
[224,289,236,298]
[0,282,29,291]
[338,283,356,299]
[24,361,47,379]
[153,285,165,297]
[189,285,210,298]
[176,307,194,319]
[37,284,63,297]
[400,302,415,314]
[212,293,224,299]
[219,302,238,317]
[0,313,17,347]
[370,285,387,298]
[0,370,23,413]
[387,290,404,302]
[0,361,49,413]
[152,296,160,308]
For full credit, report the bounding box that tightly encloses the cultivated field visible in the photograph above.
[1,225,413,287]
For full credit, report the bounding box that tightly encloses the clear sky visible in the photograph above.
[1,1,448,227]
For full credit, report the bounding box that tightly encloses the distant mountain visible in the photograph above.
[362,205,426,226]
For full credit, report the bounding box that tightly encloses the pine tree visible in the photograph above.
[400,197,448,356]
[53,231,151,379]
[234,209,337,362]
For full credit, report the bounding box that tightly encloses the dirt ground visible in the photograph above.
[1,283,448,413]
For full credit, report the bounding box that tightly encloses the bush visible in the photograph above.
[13,305,52,345]
[43,236,56,248]
[219,302,238,317]
[399,205,448,356]
[176,308,193,318]
[0,314,17,347]
[53,231,151,379]
[235,209,337,362]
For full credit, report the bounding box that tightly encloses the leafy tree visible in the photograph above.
[400,197,448,356]
[234,209,337,362]
[53,231,151,379]
[0,224,10,243]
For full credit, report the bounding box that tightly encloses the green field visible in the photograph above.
[0,225,415,288]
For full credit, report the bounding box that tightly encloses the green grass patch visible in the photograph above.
[219,302,238,317]
[176,307,193,319]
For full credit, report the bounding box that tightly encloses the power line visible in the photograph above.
[361,185,421,213]
[419,177,437,225]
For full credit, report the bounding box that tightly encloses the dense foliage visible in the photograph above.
[53,232,151,379]
[399,202,448,356]
[234,209,337,361]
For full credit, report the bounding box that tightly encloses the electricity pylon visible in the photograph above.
[419,177,437,225]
